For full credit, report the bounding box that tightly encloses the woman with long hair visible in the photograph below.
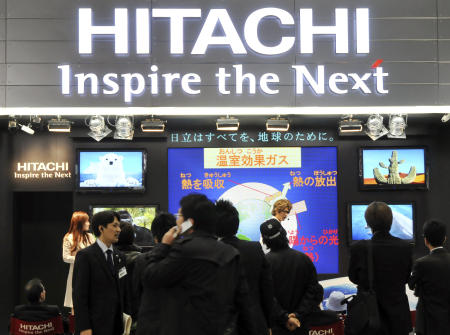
[62,211,94,311]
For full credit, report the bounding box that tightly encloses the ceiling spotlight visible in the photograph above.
[48,116,71,132]
[338,115,363,135]
[141,117,166,132]
[86,115,112,141]
[388,114,407,139]
[365,114,388,141]
[31,115,42,124]
[216,116,239,131]
[19,123,35,135]
[8,117,18,132]
[266,116,290,132]
[113,116,134,140]
[442,113,450,123]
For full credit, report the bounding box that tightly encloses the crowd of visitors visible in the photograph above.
[10,196,450,335]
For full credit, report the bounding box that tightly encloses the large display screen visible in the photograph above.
[168,147,338,274]
[349,203,415,242]
[91,205,157,246]
[77,150,146,191]
[359,147,428,190]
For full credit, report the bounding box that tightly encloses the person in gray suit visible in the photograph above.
[409,219,450,335]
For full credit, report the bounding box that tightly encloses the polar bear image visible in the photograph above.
[95,153,129,186]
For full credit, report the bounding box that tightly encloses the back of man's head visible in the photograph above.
[364,201,392,233]
[92,210,120,237]
[117,210,133,224]
[117,221,135,246]
[215,200,239,238]
[24,278,44,304]
[180,193,217,234]
[151,212,176,243]
[423,219,447,247]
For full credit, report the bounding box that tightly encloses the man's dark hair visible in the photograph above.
[364,201,393,233]
[215,200,239,238]
[24,278,44,304]
[262,228,289,251]
[117,221,135,246]
[180,193,217,234]
[151,212,176,242]
[423,219,447,247]
[92,210,120,237]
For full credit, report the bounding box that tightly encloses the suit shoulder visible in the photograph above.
[237,239,263,251]
[76,243,98,258]
[350,240,366,251]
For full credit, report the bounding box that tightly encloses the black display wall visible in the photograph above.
[1,124,449,332]
[13,192,73,308]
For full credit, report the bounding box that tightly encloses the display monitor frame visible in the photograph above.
[76,149,147,193]
[347,201,416,244]
[358,146,429,190]
[89,204,159,246]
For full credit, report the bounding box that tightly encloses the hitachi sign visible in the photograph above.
[78,7,370,55]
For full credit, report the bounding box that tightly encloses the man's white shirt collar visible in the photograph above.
[97,239,114,255]
[430,246,444,254]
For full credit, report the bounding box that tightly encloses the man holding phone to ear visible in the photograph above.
[143,193,255,335]
[72,210,129,335]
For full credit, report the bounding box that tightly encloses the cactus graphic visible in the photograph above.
[373,150,416,184]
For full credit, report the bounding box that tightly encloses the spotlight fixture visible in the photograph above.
[113,116,134,140]
[141,117,166,132]
[266,116,290,132]
[442,113,450,123]
[31,115,42,124]
[8,117,18,132]
[48,116,71,132]
[387,114,407,139]
[365,114,388,141]
[19,123,35,135]
[216,116,239,131]
[338,115,363,135]
[86,115,112,141]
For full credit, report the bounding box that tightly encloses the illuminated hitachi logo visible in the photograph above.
[78,7,370,55]
[17,162,69,172]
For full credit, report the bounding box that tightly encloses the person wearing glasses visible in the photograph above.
[271,199,293,223]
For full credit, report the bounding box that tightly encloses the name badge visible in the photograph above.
[118,267,127,279]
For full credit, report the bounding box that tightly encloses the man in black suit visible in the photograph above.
[73,210,128,335]
[13,278,61,321]
[142,194,255,335]
[215,199,273,335]
[348,201,413,335]
[409,219,450,335]
[134,212,177,335]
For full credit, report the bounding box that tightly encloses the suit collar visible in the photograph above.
[430,247,446,254]
[371,231,392,240]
